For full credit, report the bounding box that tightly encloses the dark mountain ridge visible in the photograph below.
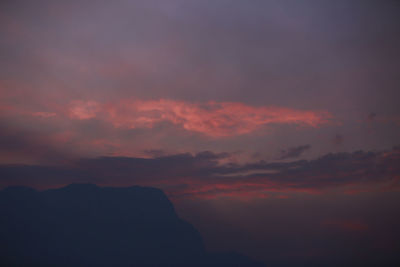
[0,184,263,266]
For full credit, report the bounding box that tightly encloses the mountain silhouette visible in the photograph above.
[0,184,264,266]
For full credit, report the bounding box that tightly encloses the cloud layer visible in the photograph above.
[68,99,331,137]
[2,147,399,200]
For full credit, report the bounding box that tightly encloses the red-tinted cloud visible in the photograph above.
[69,99,331,137]
[68,100,100,120]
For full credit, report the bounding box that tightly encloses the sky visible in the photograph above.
[1,0,400,265]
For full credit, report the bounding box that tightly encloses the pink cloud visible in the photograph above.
[68,100,100,120]
[69,99,332,137]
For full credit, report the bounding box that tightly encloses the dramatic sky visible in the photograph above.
[1,0,400,265]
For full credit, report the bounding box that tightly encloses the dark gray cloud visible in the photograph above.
[142,149,168,158]
[1,147,399,198]
[278,144,311,160]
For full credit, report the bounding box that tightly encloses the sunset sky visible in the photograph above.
[1,0,400,265]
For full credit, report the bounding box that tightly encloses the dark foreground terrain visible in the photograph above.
[0,184,264,266]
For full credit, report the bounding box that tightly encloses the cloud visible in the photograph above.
[68,100,100,120]
[278,145,311,160]
[1,147,399,199]
[0,97,331,161]
[67,99,331,137]
[142,149,168,158]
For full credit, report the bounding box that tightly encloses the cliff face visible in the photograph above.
[0,184,263,266]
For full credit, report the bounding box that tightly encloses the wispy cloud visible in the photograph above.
[68,99,332,137]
